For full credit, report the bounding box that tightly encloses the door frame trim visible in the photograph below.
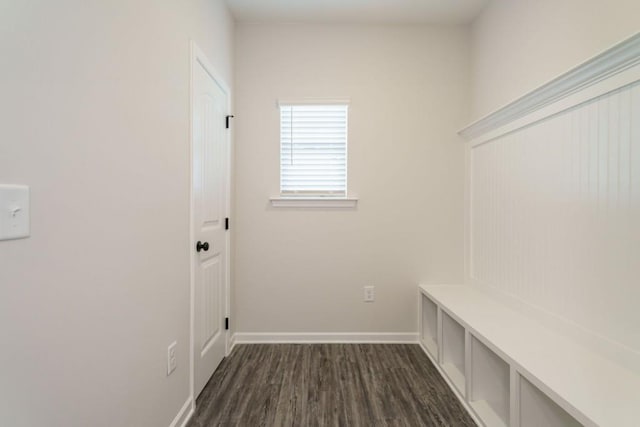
[189,41,232,407]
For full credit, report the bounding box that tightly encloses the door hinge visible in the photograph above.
[225,217,229,230]
[225,317,229,330]
[225,115,234,129]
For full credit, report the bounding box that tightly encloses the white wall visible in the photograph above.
[471,0,640,119]
[233,24,470,335]
[0,1,233,426]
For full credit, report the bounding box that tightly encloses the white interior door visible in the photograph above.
[192,48,229,398]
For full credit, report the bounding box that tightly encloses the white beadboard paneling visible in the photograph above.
[470,81,640,362]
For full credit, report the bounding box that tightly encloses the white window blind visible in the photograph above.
[280,103,348,197]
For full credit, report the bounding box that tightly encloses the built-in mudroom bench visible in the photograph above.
[419,284,640,427]
[419,32,640,427]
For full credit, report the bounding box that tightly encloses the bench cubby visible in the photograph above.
[419,293,438,359]
[469,336,509,427]
[519,376,581,427]
[440,311,466,395]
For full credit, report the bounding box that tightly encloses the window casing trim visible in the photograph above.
[269,197,358,208]
[277,98,351,107]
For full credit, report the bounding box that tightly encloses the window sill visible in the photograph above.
[269,197,358,209]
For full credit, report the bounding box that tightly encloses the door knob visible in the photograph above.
[196,241,209,252]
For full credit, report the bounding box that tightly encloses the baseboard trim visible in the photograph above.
[418,342,483,427]
[228,332,238,354]
[232,332,419,344]
[169,396,194,427]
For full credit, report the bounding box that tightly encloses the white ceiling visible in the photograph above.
[225,0,490,25]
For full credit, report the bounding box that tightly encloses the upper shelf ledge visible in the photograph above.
[459,32,640,141]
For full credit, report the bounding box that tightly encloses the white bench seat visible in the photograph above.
[419,284,640,427]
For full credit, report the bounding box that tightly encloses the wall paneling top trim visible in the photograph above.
[458,33,640,376]
[460,32,640,141]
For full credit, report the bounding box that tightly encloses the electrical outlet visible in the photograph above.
[364,286,375,302]
[167,341,177,376]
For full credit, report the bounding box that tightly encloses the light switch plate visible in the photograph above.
[0,185,30,241]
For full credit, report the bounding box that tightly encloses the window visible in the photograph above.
[279,102,348,198]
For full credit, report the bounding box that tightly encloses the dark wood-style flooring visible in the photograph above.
[188,344,476,427]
